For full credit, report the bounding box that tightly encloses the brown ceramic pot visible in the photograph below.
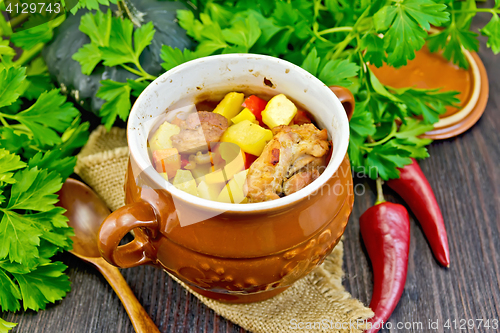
[98,54,355,303]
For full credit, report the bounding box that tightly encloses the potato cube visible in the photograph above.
[221,120,273,156]
[191,163,213,184]
[172,169,199,197]
[197,180,223,201]
[213,92,245,123]
[261,94,297,129]
[217,170,249,203]
[152,148,181,179]
[233,169,249,188]
[204,147,245,185]
[231,108,256,124]
[149,121,180,151]
[222,147,245,178]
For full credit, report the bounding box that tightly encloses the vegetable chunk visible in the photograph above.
[172,169,199,196]
[221,120,273,156]
[261,94,297,129]
[213,92,245,122]
[231,108,257,124]
[149,121,180,151]
[217,169,249,203]
[152,148,181,178]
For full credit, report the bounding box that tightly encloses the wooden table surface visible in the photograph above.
[3,14,500,333]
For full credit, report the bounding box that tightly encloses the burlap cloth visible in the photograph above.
[75,125,373,333]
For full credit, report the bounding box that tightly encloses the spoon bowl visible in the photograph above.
[58,178,160,333]
[58,178,110,258]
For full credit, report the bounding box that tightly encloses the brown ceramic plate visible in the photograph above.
[370,46,489,140]
[421,52,489,140]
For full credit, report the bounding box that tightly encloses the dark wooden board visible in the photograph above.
[3,12,500,333]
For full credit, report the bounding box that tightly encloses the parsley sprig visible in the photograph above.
[72,9,156,128]
[0,63,89,316]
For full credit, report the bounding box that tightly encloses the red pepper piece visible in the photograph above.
[360,202,410,333]
[387,158,450,267]
[244,152,258,169]
[180,158,189,169]
[292,110,312,125]
[242,95,267,124]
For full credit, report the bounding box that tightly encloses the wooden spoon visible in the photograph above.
[58,178,160,333]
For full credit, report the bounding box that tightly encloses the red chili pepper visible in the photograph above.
[360,181,410,333]
[387,158,450,267]
[242,95,267,124]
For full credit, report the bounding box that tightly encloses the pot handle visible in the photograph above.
[329,86,355,121]
[98,201,159,268]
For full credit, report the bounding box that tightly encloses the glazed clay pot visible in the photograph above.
[98,54,355,303]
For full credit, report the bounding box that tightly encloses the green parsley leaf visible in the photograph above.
[481,14,500,54]
[0,269,21,312]
[12,262,71,311]
[318,59,359,87]
[11,23,54,50]
[72,10,113,74]
[0,67,26,108]
[97,18,155,72]
[59,118,90,154]
[360,33,386,68]
[301,48,321,76]
[72,43,102,75]
[7,166,62,212]
[133,22,155,58]
[403,0,449,30]
[348,132,367,172]
[177,10,200,39]
[0,166,68,266]
[0,210,42,268]
[249,10,286,47]
[205,2,234,27]
[10,89,79,146]
[160,46,198,71]
[0,260,36,275]
[0,41,15,58]
[349,100,376,137]
[0,150,25,184]
[366,141,412,180]
[392,87,460,124]
[22,75,55,100]
[0,128,28,155]
[222,15,261,51]
[393,117,433,158]
[79,9,112,47]
[427,25,479,68]
[101,17,135,66]
[0,317,17,332]
[26,57,49,76]
[368,68,402,102]
[70,0,118,14]
[96,80,132,130]
[28,152,76,181]
[374,0,449,67]
[394,117,434,142]
[126,79,149,98]
[393,138,430,159]
[273,1,299,26]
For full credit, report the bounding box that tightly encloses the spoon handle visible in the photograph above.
[94,258,161,333]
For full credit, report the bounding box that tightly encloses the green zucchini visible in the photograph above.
[42,0,193,114]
